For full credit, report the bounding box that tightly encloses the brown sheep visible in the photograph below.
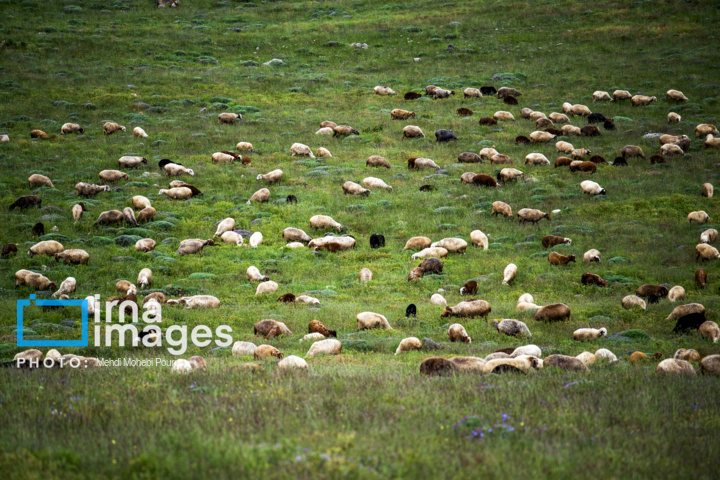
[103,122,126,134]
[2,243,17,258]
[534,303,571,322]
[458,152,482,163]
[253,319,292,337]
[696,268,707,288]
[277,293,296,303]
[649,154,665,164]
[333,125,360,136]
[30,129,49,139]
[542,235,571,248]
[549,251,576,265]
[419,357,458,377]
[254,345,284,360]
[580,125,601,136]
[390,109,415,120]
[497,87,522,98]
[137,207,156,223]
[517,208,550,224]
[503,95,519,105]
[544,354,588,372]
[515,135,530,144]
[554,156,573,168]
[581,272,607,287]
[569,161,597,174]
[460,280,478,296]
[479,116,498,125]
[490,154,512,165]
[308,320,337,338]
[456,108,473,117]
[366,155,391,168]
[635,284,668,303]
[94,210,125,226]
[9,195,42,210]
[588,155,607,164]
[621,145,645,159]
[536,118,554,129]
[32,222,44,237]
[472,174,499,188]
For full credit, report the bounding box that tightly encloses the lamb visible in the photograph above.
[556,141,574,154]
[246,188,270,204]
[75,183,109,197]
[28,174,54,188]
[359,268,372,282]
[366,155,391,168]
[411,247,448,260]
[218,112,241,124]
[254,345,284,361]
[52,277,76,298]
[581,272,607,287]
[544,354,588,372]
[362,177,392,191]
[163,164,194,177]
[391,109,415,120]
[636,284,669,303]
[159,187,193,200]
[290,143,315,158]
[534,303,571,322]
[176,238,214,256]
[656,359,695,375]
[530,131,556,143]
[548,252,576,265]
[592,91,612,102]
[32,222,44,237]
[54,249,89,265]
[374,85,397,95]
[278,355,308,372]
[333,125,360,136]
[463,88,482,98]
[580,180,606,196]
[518,208,550,224]
[441,299,491,319]
[408,157,440,170]
[403,236,432,251]
[561,125,582,136]
[448,323,472,343]
[99,170,128,182]
[342,181,370,196]
[696,243,720,260]
[431,238,468,254]
[705,135,720,148]
[622,295,647,310]
[357,312,392,330]
[688,211,710,224]
[493,111,515,121]
[306,339,342,357]
[524,153,550,166]
[631,95,657,106]
[316,147,332,157]
[118,156,148,168]
[103,122,126,134]
[491,201,513,218]
[21,273,56,292]
[309,215,342,232]
[137,207,156,223]
[668,286,685,302]
[135,238,156,252]
[700,321,720,343]
[660,144,684,157]
[492,319,531,337]
[573,327,607,342]
[28,240,64,257]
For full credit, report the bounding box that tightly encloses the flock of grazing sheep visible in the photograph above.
[5,81,720,378]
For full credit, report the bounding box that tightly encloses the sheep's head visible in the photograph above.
[569,255,577,263]
[491,319,500,330]
[187,169,195,176]
[54,253,61,261]
[48,282,57,291]
[599,328,608,337]
[440,307,452,318]
[120,126,126,132]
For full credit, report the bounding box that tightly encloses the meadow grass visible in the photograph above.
[1,0,720,478]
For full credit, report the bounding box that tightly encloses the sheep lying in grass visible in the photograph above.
[544,354,588,372]
[483,355,543,375]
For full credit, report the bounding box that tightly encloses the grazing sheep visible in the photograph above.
[460,281,478,296]
[28,240,64,257]
[118,156,148,168]
[246,266,269,283]
[573,327,607,342]
[441,299,491,319]
[447,357,485,372]
[2,243,17,258]
[497,87,521,98]
[666,89,688,101]
[431,293,447,306]
[668,286,685,302]
[701,184,714,200]
[309,236,356,251]
[333,125,360,136]
[60,123,84,135]
[133,126,148,138]
[554,157,573,168]
[696,268,708,288]
[570,161,596,173]
[492,319,531,337]
[689,211,710,224]
[305,320,335,338]
[656,359,695,375]
[582,248,600,263]
[581,272,607,287]
[103,122,126,135]
[580,125,601,137]
[401,126,425,139]
[620,145,645,159]
[448,323,472,343]
[592,91,612,102]
[283,227,312,244]
[163,164,194,177]
[277,356,308,372]
[576,352,596,366]
[478,147,499,160]
[524,153,550,166]
[548,252,576,265]
[54,249,89,265]
[357,312,392,330]
[699,321,720,343]
[483,355,543,375]
[458,152,482,164]
[560,125,581,137]
[518,294,535,305]
[534,303,571,322]
[470,230,489,250]
[342,181,370,196]
[631,95,657,106]
[366,155,391,169]
[254,345,284,361]
[542,235,571,249]
[695,124,720,137]
[660,144,684,157]
[21,273,56,292]
[137,207,156,224]
[568,104,591,116]
[666,112,682,124]
[479,116,498,126]
[622,295,647,310]
[391,109,415,120]
[696,243,720,260]
[515,135,531,145]
[489,154,511,165]
[75,183,109,197]
[403,236,432,251]
[53,277,76,298]
[592,349,617,363]
[394,337,422,355]
[136,268,152,289]
[544,354,588,372]
[99,170,128,182]
[496,168,523,184]
[362,177,392,191]
[649,154,666,164]
[309,215,342,232]
[135,238,156,252]
[431,238,467,254]
[456,107,473,117]
[213,218,235,238]
[463,88,482,98]
[302,333,325,342]
[536,118,554,129]
[419,357,458,377]
[493,111,515,121]
[571,148,593,160]
[699,355,720,376]
[115,280,137,296]
[256,169,283,184]
[176,238,214,256]
[408,157,440,170]
[432,88,455,99]
[492,201,513,218]
[612,90,632,101]
[667,303,705,322]
[374,85,398,95]
[659,134,688,146]
[248,232,263,248]
[212,151,240,164]
[530,131,556,143]
[411,247,448,260]
[246,188,270,205]
[502,263,517,285]
[503,95,519,105]
[316,147,332,158]
[636,284,669,303]
[290,143,315,158]
[580,180,606,196]
[556,141,574,154]
[254,280,278,296]
[253,319,292,338]
[28,174,54,188]
[435,129,457,142]
[404,92,422,100]
[159,187,193,200]
[359,268,372,282]
[674,349,701,362]
[295,295,319,305]
[547,113,569,124]
[218,113,241,124]
[31,222,44,237]
[306,339,342,357]
[518,208,550,224]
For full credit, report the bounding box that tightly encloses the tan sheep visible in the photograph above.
[660,144,684,157]
[482,355,543,374]
[212,151,239,164]
[699,355,720,376]
[283,227,311,243]
[28,240,64,257]
[374,86,397,95]
[366,155,391,168]
[137,207,156,223]
[700,321,719,343]
[159,187,193,200]
[700,228,717,244]
[257,169,283,183]
[315,127,334,135]
[666,89,688,101]
[75,182,110,197]
[411,247,448,260]
[430,293,447,306]
[402,126,425,139]
[135,238,156,252]
[254,345,284,361]
[689,211,710,224]
[342,181,370,196]
[358,268,373,282]
[441,299,491,319]
[357,312,392,330]
[492,201,513,218]
[137,268,152,288]
[71,203,86,221]
[246,266,269,282]
[362,177,392,190]
[631,95,657,106]
[316,147,332,157]
[23,273,56,292]
[255,280,278,295]
[176,238,214,256]
[592,91,612,102]
[309,215,342,232]
[478,146,499,159]
[390,109,416,120]
[290,142,315,158]
[666,303,705,322]
[220,231,243,246]
[668,286,685,302]
[403,236,432,251]
[103,122,126,134]
[246,188,270,205]
[524,153,550,165]
[555,141,574,154]
[530,131,556,143]
[561,125,582,136]
[613,90,632,101]
[28,174,54,188]
[706,135,720,148]
[668,112,681,123]
[132,195,152,210]
[218,112,241,124]
[54,249,89,265]
[308,236,356,251]
[674,349,701,362]
[656,359,695,375]
[463,88,482,98]
[278,355,308,371]
[448,323,472,343]
[61,123,84,134]
[99,170,129,182]
[517,208,550,223]
[502,263,517,285]
[548,112,570,123]
[306,339,342,357]
[118,156,147,168]
[408,157,440,170]
[470,230,488,250]
[571,104,592,116]
[493,111,515,121]
[213,218,235,238]
[431,238,467,254]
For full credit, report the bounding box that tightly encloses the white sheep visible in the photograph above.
[592,91,612,102]
[613,90,632,101]
[517,302,542,312]
[159,187,193,200]
[221,231,244,246]
[573,327,607,341]
[580,180,606,195]
[621,295,646,310]
[696,243,720,260]
[463,88,482,98]
[255,280,278,295]
[214,218,235,237]
[257,169,283,183]
[171,359,192,373]
[291,143,315,158]
[411,247,448,260]
[431,238,467,254]
[666,89,688,101]
[133,127,148,138]
[595,348,618,362]
[309,215,342,232]
[660,144,684,157]
[696,124,720,137]
[236,142,253,151]
[374,85,397,95]
[180,295,220,309]
[470,230,488,250]
[656,359,695,375]
[700,229,718,244]
[448,323,471,343]
[278,355,309,371]
[137,268,152,288]
[688,211,709,224]
[583,249,601,263]
[53,277,77,298]
[295,295,320,305]
[510,345,542,358]
[315,127,334,135]
[247,188,270,204]
[668,286,685,302]
[247,231,263,248]
[118,156,147,168]
[430,293,447,306]
[518,293,534,305]
[702,183,714,198]
[524,153,550,165]
[562,125,582,136]
[502,263,517,285]
[555,141,575,154]
[306,339,342,357]
[362,177,392,191]
[395,337,422,354]
[163,164,194,176]
[232,341,257,356]
[493,111,515,121]
[356,312,392,330]
[668,112,681,123]
[359,268,372,282]
[530,131,556,143]
[576,352,596,366]
[302,333,326,342]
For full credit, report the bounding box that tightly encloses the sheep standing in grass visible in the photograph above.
[524,153,550,165]
[306,339,342,357]
[441,299,491,319]
[218,113,241,124]
[342,181,370,196]
[583,249,601,263]
[133,127,148,138]
[573,327,607,341]
[631,95,657,106]
[54,249,89,265]
[159,187,193,200]
[666,89,688,101]
[28,240,64,257]
[247,188,270,204]
[595,348,618,362]
[701,183,714,198]
[668,286,685,302]
[53,277,77,298]
[76,183,110,197]
[470,230,488,249]
[688,211,710,224]
[492,201,513,218]
[656,359,695,375]
[700,321,719,343]
[357,312,392,330]
[214,218,235,237]
[257,170,283,183]
[431,293,447,305]
[362,177,392,190]
[28,174,54,188]
[309,215,342,232]
[290,143,315,158]
[254,345,284,360]
[534,303,571,322]
[592,91,612,102]
[581,180,606,196]
[492,319,531,337]
[395,337,422,354]
[448,323,472,343]
[696,243,720,260]
[502,263,517,284]
[518,208,550,224]
[700,229,717,244]
[695,124,719,137]
[103,122,126,134]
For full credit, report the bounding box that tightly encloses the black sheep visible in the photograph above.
[9,195,41,210]
[435,129,457,142]
[603,119,616,130]
[480,86,497,95]
[158,159,183,169]
[419,185,435,192]
[405,304,417,318]
[32,222,45,237]
[404,92,422,100]
[369,233,385,249]
[286,195,297,204]
[672,312,707,333]
[587,113,607,124]
[612,157,628,166]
